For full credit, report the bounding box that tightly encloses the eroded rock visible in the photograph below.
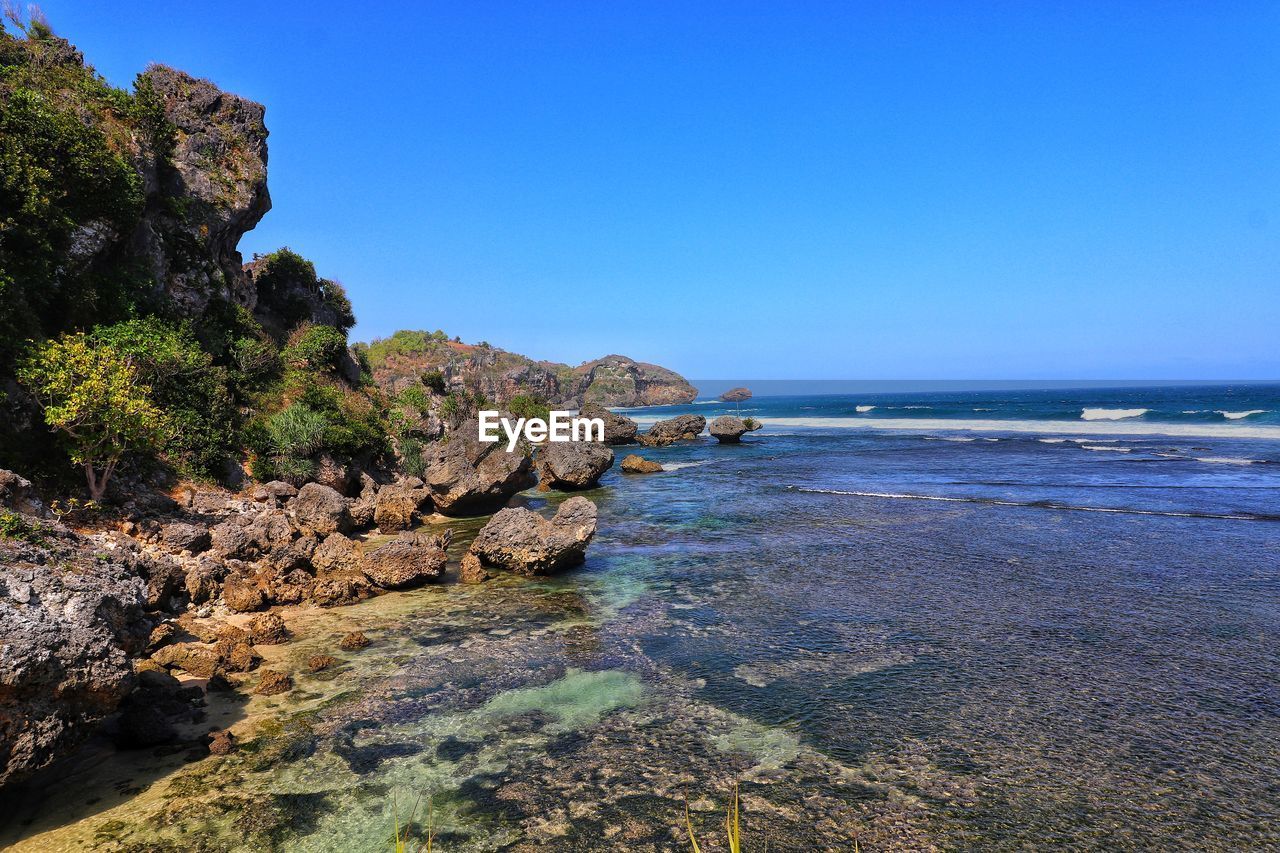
[468,496,598,576]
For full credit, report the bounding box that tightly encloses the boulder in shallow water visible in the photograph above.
[373,483,427,532]
[423,417,535,515]
[468,496,597,576]
[577,403,638,445]
[361,531,448,589]
[709,415,757,443]
[536,441,614,490]
[620,454,664,473]
[637,414,706,446]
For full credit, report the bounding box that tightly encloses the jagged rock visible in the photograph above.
[719,387,752,402]
[267,533,317,573]
[246,612,288,645]
[138,553,188,610]
[577,403,638,445]
[311,532,362,574]
[309,572,372,607]
[536,441,614,491]
[468,496,597,576]
[373,483,425,532]
[313,455,355,495]
[349,473,379,528]
[209,520,252,559]
[255,670,293,695]
[289,483,353,536]
[0,529,149,786]
[222,570,268,613]
[459,551,491,584]
[338,631,370,650]
[361,532,448,589]
[161,522,211,554]
[151,642,224,678]
[620,454,664,474]
[308,655,338,673]
[148,622,178,652]
[208,729,236,755]
[251,481,298,505]
[709,415,755,443]
[186,557,226,604]
[423,417,536,515]
[265,567,314,605]
[138,65,271,316]
[637,414,706,446]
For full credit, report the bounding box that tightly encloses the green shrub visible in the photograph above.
[0,509,46,544]
[283,324,348,373]
[253,248,355,334]
[421,371,447,394]
[507,394,550,423]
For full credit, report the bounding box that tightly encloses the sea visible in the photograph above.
[6,382,1279,851]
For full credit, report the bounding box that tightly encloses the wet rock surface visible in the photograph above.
[620,454,664,474]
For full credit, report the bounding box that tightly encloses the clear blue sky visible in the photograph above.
[43,1,1280,379]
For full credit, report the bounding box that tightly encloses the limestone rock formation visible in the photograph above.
[536,441,614,490]
[637,414,706,446]
[361,531,449,589]
[578,403,638,445]
[288,483,353,537]
[0,527,150,787]
[620,454,664,474]
[709,415,760,443]
[423,418,535,515]
[468,496,598,576]
[719,387,752,402]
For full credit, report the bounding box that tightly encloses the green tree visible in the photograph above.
[18,333,165,499]
[90,317,237,476]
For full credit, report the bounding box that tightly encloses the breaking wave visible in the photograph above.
[855,405,876,413]
[1217,410,1266,420]
[1081,408,1150,421]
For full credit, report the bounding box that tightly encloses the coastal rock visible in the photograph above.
[186,557,226,604]
[208,729,236,755]
[620,454,664,474]
[308,655,338,673]
[255,670,293,696]
[577,403,638,445]
[289,483,353,536]
[373,483,426,532]
[0,529,150,787]
[338,631,370,650]
[423,417,536,515]
[468,496,598,576]
[246,612,289,645]
[151,642,224,679]
[637,414,706,446]
[251,481,298,506]
[311,532,364,575]
[221,570,269,613]
[709,415,753,443]
[536,441,614,490]
[459,551,491,584]
[161,521,211,554]
[719,387,752,402]
[361,532,448,589]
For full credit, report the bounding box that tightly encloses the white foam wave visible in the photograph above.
[661,460,713,471]
[1194,456,1259,465]
[1081,408,1150,421]
[792,487,1270,521]
[1080,444,1131,452]
[1039,438,1068,443]
[744,416,1280,440]
[924,436,975,442]
[1217,410,1266,420]
[855,405,876,413]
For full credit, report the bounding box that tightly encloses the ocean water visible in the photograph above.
[6,383,1279,851]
